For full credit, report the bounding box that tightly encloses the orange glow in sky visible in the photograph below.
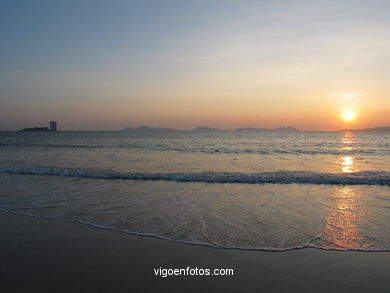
[1,2,390,131]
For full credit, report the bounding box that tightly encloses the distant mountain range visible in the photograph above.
[191,126,227,132]
[123,126,177,132]
[123,125,300,132]
[339,126,390,132]
[234,126,299,132]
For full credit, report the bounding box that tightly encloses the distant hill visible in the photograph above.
[123,126,177,132]
[272,126,300,132]
[123,125,300,132]
[234,126,300,132]
[339,126,390,132]
[191,126,227,132]
[234,127,267,131]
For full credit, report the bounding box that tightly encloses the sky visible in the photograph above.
[1,0,390,131]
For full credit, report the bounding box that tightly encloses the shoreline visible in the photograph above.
[1,211,390,292]
[2,208,390,253]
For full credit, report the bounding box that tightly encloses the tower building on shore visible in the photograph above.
[50,121,57,131]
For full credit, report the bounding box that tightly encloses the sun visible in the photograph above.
[342,110,355,122]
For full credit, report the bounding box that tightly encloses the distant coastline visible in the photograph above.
[5,125,389,132]
[121,125,390,132]
[122,125,301,132]
[338,126,390,132]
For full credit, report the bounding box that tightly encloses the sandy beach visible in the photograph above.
[1,211,389,293]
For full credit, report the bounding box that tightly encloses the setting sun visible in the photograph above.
[342,110,355,122]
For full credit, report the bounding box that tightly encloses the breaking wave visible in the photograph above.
[1,166,389,186]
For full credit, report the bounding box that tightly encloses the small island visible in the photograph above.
[21,121,57,132]
[22,127,50,131]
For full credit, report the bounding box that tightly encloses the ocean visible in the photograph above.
[0,130,389,251]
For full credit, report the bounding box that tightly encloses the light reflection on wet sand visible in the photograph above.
[319,186,368,249]
[319,132,367,249]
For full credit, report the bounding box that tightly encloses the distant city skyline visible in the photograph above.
[1,0,390,131]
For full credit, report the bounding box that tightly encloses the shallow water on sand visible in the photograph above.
[0,130,389,251]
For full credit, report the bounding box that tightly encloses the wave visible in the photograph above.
[0,143,387,156]
[1,166,389,186]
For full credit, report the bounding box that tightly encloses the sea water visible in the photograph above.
[0,130,389,251]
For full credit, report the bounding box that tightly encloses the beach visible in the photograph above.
[2,1,390,292]
[1,130,390,292]
[1,131,390,252]
[1,211,389,293]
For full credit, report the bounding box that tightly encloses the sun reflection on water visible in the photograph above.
[341,131,355,151]
[342,156,354,173]
[315,131,369,249]
[340,132,358,173]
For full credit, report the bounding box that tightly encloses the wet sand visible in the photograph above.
[1,211,389,293]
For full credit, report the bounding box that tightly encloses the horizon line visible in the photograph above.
[3,125,390,132]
